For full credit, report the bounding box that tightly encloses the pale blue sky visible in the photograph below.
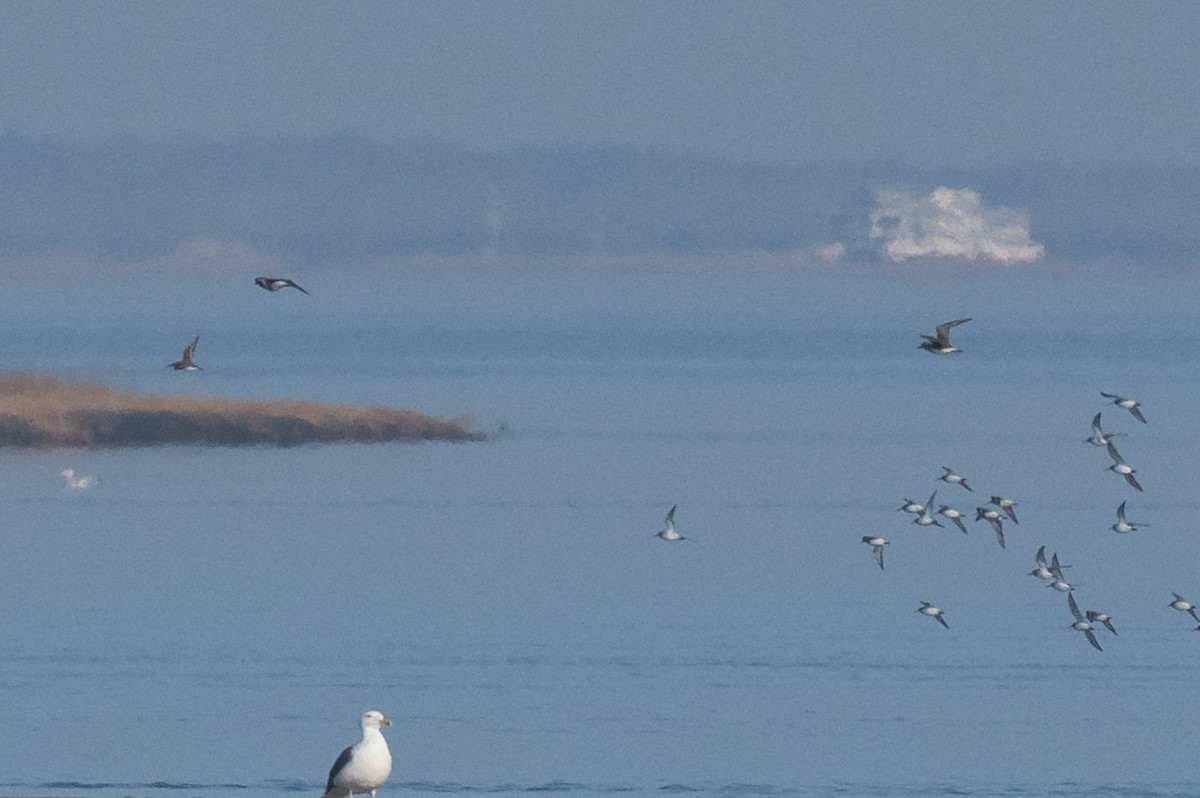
[2,1,1198,166]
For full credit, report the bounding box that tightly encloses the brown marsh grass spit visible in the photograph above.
[0,375,483,448]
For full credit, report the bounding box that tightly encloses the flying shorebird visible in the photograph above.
[912,491,943,528]
[656,504,691,542]
[169,335,201,371]
[1029,545,1067,581]
[1048,576,1080,593]
[255,276,310,294]
[975,506,1006,548]
[1086,412,1124,447]
[938,466,973,492]
[1086,609,1118,636]
[1105,439,1143,491]
[1067,592,1104,652]
[918,317,972,355]
[1101,392,1146,424]
[898,497,925,516]
[988,495,1019,524]
[862,536,888,570]
[917,601,950,628]
[937,504,968,533]
[1169,593,1200,622]
[322,710,393,798]
[1111,501,1150,534]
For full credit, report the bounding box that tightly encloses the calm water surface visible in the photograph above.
[1,272,1198,797]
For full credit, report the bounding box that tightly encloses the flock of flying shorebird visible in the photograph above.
[870,317,1197,650]
[653,316,1196,653]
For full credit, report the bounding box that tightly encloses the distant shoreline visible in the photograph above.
[0,375,483,448]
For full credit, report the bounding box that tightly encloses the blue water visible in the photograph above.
[1,271,1199,797]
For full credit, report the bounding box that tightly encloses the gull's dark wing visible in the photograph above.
[325,746,354,793]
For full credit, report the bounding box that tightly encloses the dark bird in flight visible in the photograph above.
[169,335,201,371]
[919,318,972,355]
[255,276,310,295]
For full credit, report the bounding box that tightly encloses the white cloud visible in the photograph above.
[165,236,283,275]
[869,187,1044,264]
[813,242,847,262]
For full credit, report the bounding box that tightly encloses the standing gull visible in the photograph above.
[917,601,950,628]
[322,710,393,798]
[1111,501,1150,534]
[255,276,310,294]
[169,335,201,371]
[919,318,972,355]
[862,536,888,570]
[1101,392,1147,424]
[1067,593,1104,652]
[938,467,974,492]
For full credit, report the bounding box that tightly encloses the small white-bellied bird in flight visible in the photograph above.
[1100,391,1146,423]
[937,504,968,533]
[1086,412,1123,447]
[918,318,972,355]
[1170,593,1200,623]
[1111,501,1150,534]
[1029,545,1070,581]
[169,335,201,371]
[1086,609,1118,636]
[862,536,888,570]
[917,601,949,628]
[937,466,973,492]
[1067,592,1104,652]
[988,495,1019,524]
[911,491,942,528]
[1105,439,1143,491]
[656,504,693,542]
[975,506,1006,549]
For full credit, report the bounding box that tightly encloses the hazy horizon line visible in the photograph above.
[1,133,1196,272]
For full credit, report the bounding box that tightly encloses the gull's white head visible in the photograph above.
[361,710,391,730]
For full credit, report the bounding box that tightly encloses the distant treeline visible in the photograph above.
[0,375,483,448]
[0,134,1197,263]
